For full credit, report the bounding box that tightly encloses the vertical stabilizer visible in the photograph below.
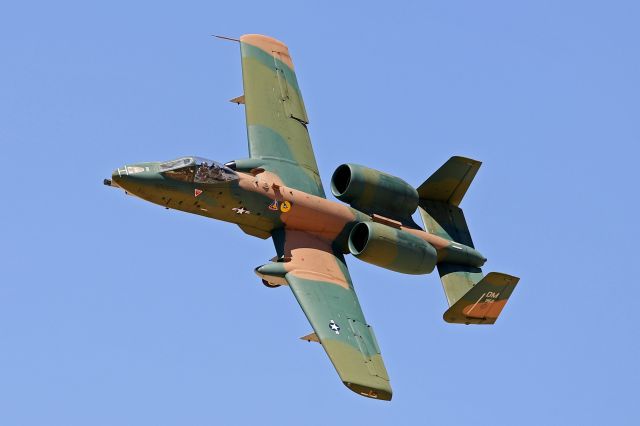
[417,156,481,246]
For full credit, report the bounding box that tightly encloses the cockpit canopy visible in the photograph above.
[159,157,238,184]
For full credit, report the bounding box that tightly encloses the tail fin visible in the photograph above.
[443,273,519,324]
[417,156,481,246]
[417,157,519,323]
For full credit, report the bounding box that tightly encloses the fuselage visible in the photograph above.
[109,157,486,265]
[111,159,367,245]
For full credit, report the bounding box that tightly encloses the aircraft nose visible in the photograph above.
[112,164,156,181]
[107,165,143,193]
[109,163,160,191]
[110,165,140,190]
[111,167,126,184]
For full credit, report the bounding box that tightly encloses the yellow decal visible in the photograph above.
[280,201,292,213]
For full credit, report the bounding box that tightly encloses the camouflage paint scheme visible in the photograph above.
[107,34,519,401]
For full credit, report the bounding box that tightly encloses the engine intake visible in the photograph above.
[348,222,437,275]
[331,164,418,218]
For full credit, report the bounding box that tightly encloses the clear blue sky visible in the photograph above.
[1,1,638,424]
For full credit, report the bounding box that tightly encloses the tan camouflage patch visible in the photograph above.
[240,34,295,70]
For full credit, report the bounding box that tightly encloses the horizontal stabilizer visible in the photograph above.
[419,202,474,246]
[443,272,519,325]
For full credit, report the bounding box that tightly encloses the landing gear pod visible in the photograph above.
[348,222,437,275]
[255,262,288,286]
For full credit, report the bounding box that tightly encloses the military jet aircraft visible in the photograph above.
[105,34,519,401]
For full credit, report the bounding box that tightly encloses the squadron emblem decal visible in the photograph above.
[329,320,340,335]
[280,200,292,213]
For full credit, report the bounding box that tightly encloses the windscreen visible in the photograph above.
[160,157,237,184]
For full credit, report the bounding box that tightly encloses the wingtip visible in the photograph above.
[343,381,393,401]
[238,34,294,69]
[239,33,287,47]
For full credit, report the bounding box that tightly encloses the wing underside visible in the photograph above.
[277,230,392,400]
[238,34,325,197]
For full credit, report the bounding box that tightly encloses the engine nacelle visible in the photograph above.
[348,222,437,275]
[331,164,419,218]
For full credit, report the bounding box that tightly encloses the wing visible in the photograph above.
[238,34,325,197]
[276,230,392,400]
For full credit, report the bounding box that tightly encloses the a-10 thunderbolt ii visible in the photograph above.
[105,34,519,401]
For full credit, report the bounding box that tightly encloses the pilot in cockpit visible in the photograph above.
[196,162,210,181]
